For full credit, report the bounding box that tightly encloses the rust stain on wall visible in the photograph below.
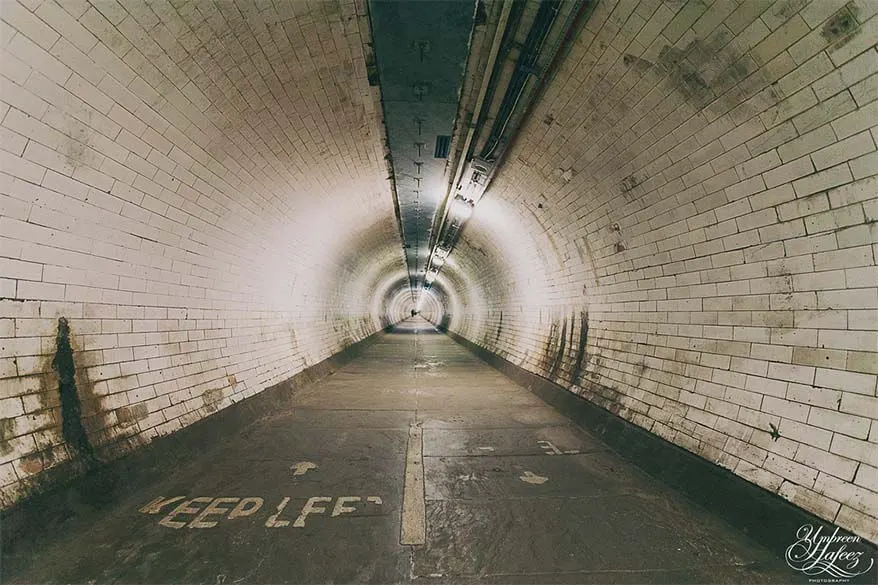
[0,418,15,456]
[52,317,96,464]
[18,453,44,475]
[117,404,148,427]
[571,310,589,385]
[203,388,223,414]
[544,317,568,380]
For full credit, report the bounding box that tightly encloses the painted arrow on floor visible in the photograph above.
[519,470,549,484]
[139,496,185,514]
[457,472,482,481]
[291,461,318,476]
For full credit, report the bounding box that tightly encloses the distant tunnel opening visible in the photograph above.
[0,0,875,547]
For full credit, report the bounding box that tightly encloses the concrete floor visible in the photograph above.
[3,318,805,584]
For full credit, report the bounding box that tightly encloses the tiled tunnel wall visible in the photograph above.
[0,0,410,507]
[1,0,877,545]
[443,0,878,540]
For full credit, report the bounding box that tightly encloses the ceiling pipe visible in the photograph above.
[469,0,586,194]
[479,0,562,162]
[420,0,588,303]
[419,0,515,299]
[427,0,567,270]
[443,0,516,215]
[497,0,596,170]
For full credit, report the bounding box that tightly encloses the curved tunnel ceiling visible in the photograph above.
[1,0,877,542]
[368,0,475,293]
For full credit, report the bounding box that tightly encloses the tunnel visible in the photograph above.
[1,0,877,582]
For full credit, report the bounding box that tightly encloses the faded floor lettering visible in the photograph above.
[140,495,384,529]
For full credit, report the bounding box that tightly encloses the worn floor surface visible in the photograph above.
[3,318,807,584]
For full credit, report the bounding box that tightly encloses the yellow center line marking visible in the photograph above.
[401,421,426,545]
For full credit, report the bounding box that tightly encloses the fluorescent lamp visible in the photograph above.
[450,197,474,220]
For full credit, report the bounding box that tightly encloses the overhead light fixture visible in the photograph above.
[449,196,474,221]
[425,270,437,284]
[432,255,445,268]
